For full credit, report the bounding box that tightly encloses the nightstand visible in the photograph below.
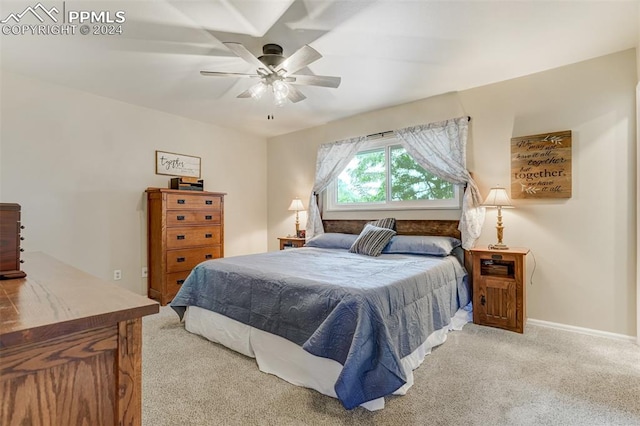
[470,246,529,333]
[278,237,306,250]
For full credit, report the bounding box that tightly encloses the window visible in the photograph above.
[327,138,461,211]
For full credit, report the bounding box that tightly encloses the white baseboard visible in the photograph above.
[527,318,637,343]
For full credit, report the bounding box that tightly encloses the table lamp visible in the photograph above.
[288,198,305,236]
[482,186,514,250]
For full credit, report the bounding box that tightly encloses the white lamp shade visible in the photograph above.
[483,187,514,208]
[288,198,305,211]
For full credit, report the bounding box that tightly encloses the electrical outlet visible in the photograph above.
[141,267,148,278]
[113,269,122,280]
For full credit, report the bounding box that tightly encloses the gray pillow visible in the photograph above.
[349,224,396,257]
[304,233,358,250]
[382,235,461,256]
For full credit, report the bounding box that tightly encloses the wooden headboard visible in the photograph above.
[322,219,461,239]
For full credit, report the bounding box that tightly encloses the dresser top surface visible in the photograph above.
[146,187,226,196]
[0,203,21,211]
[0,252,159,348]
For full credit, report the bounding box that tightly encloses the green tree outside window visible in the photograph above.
[337,145,454,204]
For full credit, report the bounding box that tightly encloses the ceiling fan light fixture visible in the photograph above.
[272,80,289,107]
[201,42,340,106]
[249,82,267,100]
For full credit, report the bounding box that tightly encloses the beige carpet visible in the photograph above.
[142,306,640,425]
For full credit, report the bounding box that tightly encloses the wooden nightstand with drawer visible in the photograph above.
[146,188,226,305]
[470,246,529,333]
[278,237,306,250]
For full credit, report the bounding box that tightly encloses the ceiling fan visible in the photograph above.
[200,42,341,106]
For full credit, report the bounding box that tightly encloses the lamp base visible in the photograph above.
[489,243,509,250]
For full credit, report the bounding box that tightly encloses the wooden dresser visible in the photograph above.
[0,203,26,279]
[146,188,225,305]
[0,252,159,425]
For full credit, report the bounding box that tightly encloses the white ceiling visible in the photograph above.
[1,0,638,138]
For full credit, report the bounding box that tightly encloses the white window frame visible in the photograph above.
[325,137,462,212]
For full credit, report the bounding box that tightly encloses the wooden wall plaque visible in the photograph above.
[511,130,572,199]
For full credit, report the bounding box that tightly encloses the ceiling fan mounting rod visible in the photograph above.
[258,43,286,69]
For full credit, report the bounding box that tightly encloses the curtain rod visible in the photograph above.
[365,116,471,139]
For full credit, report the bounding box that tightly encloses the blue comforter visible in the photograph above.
[171,247,469,409]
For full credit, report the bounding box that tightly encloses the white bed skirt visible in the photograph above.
[184,304,472,411]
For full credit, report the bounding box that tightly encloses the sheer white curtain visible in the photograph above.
[393,116,484,249]
[306,136,366,238]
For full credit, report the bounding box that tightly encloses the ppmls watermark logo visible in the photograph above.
[1,2,126,36]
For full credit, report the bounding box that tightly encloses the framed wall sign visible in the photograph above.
[510,130,572,199]
[155,150,201,178]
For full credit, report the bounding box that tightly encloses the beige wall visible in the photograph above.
[637,9,640,344]
[268,49,638,337]
[637,80,639,344]
[0,72,268,295]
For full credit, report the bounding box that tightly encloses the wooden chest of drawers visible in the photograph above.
[146,189,225,305]
[0,203,26,280]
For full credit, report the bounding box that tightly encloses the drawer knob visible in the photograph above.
[20,237,25,241]
[177,257,185,262]
[177,235,185,240]
[205,200,213,205]
[20,248,24,252]
[177,215,185,221]
[205,215,212,220]
[205,254,213,259]
[205,233,212,238]
[20,225,25,229]
[177,279,185,285]
[20,260,25,264]
[177,199,185,204]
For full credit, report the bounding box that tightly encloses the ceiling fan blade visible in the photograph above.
[286,84,307,103]
[200,71,260,78]
[237,82,268,99]
[223,42,271,74]
[276,45,322,75]
[288,75,341,88]
[236,88,253,99]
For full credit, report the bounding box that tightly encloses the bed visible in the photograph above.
[171,219,472,410]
